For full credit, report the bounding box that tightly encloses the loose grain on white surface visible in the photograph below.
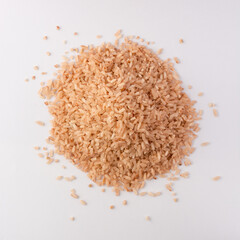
[39,38,199,193]
[2,1,240,240]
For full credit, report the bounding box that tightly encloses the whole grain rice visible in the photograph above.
[38,36,199,192]
[212,176,221,181]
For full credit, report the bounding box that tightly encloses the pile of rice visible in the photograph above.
[39,37,199,192]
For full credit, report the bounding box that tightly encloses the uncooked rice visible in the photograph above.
[36,121,45,126]
[38,35,199,192]
[213,108,218,117]
[201,142,209,147]
[80,200,87,205]
[212,176,221,181]
[145,216,151,221]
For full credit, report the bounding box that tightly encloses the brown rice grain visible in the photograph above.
[201,142,210,147]
[212,176,221,181]
[213,109,218,117]
[80,200,87,205]
[145,216,151,221]
[36,121,45,126]
[38,153,44,158]
[157,48,163,54]
[174,57,180,64]
[180,172,189,178]
[71,193,79,199]
[179,38,184,44]
[148,192,155,197]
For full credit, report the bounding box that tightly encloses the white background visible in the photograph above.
[0,0,240,239]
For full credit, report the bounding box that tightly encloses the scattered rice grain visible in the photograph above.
[201,142,209,147]
[179,38,184,44]
[212,176,221,181]
[36,121,45,126]
[145,216,151,221]
[80,200,87,205]
[213,109,218,117]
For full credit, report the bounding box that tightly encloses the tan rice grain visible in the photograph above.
[179,39,184,44]
[56,176,63,180]
[36,121,45,126]
[174,57,180,64]
[38,153,44,158]
[208,103,214,107]
[148,192,155,197]
[212,176,221,181]
[213,109,218,117]
[145,216,151,221]
[71,193,79,199]
[166,183,173,191]
[180,172,189,178]
[122,200,127,205]
[201,142,209,147]
[80,200,87,205]
[109,205,115,209]
[157,48,163,54]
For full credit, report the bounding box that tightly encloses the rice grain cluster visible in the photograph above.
[39,38,199,192]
